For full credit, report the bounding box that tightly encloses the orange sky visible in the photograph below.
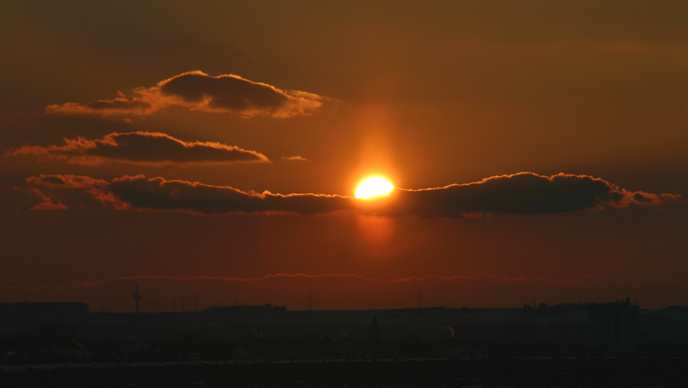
[1,1,687,311]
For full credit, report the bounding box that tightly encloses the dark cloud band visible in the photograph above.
[7,132,269,166]
[105,176,353,215]
[45,71,325,118]
[375,172,677,217]
[26,172,679,216]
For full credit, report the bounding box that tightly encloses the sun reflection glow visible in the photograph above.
[355,177,394,198]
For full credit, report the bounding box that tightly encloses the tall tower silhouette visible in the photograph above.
[133,281,142,313]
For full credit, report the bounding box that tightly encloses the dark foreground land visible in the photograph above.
[2,357,688,388]
[2,302,688,386]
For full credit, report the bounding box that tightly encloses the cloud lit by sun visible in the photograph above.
[355,177,394,199]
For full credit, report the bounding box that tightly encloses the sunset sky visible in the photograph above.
[1,1,687,311]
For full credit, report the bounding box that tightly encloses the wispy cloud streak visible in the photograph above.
[8,132,269,166]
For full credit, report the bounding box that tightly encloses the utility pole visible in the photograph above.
[172,297,176,312]
[307,291,313,311]
[417,290,422,309]
[193,293,200,312]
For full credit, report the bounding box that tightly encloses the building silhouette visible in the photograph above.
[369,313,381,341]
[588,297,639,353]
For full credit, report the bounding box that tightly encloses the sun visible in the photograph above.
[355,177,394,199]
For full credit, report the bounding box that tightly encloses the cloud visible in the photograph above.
[26,174,108,189]
[0,182,70,212]
[45,71,326,118]
[26,172,678,217]
[26,174,132,210]
[105,175,354,215]
[7,131,269,166]
[374,172,681,218]
[26,188,68,211]
[281,155,309,162]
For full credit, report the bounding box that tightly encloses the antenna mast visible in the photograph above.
[132,281,142,313]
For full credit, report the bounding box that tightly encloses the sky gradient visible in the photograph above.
[1,1,687,311]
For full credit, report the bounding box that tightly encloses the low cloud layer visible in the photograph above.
[26,172,678,216]
[7,131,269,166]
[45,71,325,118]
[3,273,684,310]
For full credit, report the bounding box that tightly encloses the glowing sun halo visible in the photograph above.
[355,177,394,199]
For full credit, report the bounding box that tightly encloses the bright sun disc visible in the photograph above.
[355,177,394,198]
